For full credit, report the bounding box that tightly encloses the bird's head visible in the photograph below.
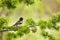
[19,17,23,21]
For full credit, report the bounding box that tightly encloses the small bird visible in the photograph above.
[13,17,23,26]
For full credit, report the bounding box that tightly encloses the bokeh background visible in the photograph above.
[0,0,60,40]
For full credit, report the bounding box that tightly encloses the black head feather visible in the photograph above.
[19,17,23,21]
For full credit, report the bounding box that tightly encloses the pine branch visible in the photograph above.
[0,27,19,32]
[0,24,38,32]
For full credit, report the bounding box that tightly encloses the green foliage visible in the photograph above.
[38,20,47,29]
[56,14,60,22]
[24,0,34,5]
[50,14,60,24]
[31,27,37,33]
[52,25,60,31]
[18,0,34,5]
[17,26,30,37]
[0,0,34,9]
[6,32,17,40]
[18,0,23,3]
[49,14,60,30]
[47,21,53,29]
[6,26,30,40]
[0,17,8,30]
[1,0,16,9]
[25,18,36,25]
[41,31,48,38]
[48,35,55,40]
[47,21,60,31]
[41,31,55,40]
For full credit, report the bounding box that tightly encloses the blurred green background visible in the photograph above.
[0,0,60,40]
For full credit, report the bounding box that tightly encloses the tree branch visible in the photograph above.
[0,24,38,32]
[0,27,19,32]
